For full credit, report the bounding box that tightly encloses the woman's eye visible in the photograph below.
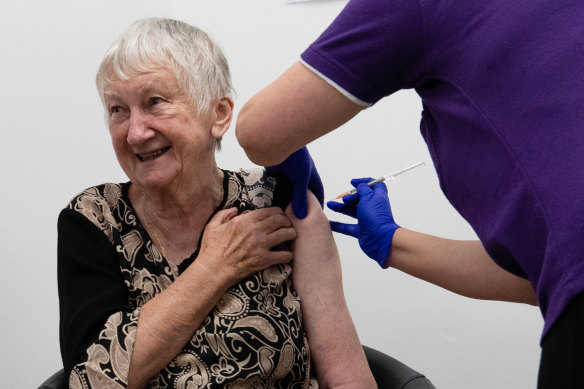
[150,97,163,106]
[110,106,122,114]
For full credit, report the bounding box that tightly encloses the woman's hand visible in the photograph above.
[128,206,296,388]
[199,207,297,286]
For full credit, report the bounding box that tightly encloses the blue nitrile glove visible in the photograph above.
[265,147,324,219]
[327,177,400,268]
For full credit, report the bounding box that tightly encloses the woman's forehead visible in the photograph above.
[104,68,180,97]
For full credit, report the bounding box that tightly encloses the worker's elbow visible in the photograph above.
[526,294,539,306]
[244,146,272,166]
[236,130,265,165]
[234,110,249,145]
[235,114,261,161]
[236,118,285,166]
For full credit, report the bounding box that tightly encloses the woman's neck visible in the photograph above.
[143,168,223,217]
[130,166,225,265]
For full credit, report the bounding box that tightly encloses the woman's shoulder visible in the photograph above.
[63,182,127,210]
[61,183,131,234]
[235,168,277,189]
[226,168,292,210]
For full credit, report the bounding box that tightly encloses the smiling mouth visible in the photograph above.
[137,147,171,161]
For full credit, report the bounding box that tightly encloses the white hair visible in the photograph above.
[96,18,233,114]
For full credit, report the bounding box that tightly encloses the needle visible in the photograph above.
[335,161,425,199]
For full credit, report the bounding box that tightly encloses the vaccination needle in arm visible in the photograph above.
[335,161,426,199]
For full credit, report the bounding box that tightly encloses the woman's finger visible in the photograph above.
[242,206,285,222]
[209,207,238,225]
[267,226,297,248]
[256,212,293,233]
[265,250,294,266]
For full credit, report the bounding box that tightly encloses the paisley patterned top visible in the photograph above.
[58,169,319,388]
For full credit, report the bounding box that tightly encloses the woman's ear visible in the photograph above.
[211,96,234,139]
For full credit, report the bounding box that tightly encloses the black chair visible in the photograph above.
[363,345,436,389]
[39,346,435,389]
[38,368,66,389]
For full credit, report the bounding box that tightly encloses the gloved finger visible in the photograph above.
[372,181,389,194]
[350,177,375,188]
[341,192,359,206]
[308,171,325,208]
[291,187,309,219]
[329,221,360,238]
[356,182,374,197]
[326,200,358,218]
[286,147,311,181]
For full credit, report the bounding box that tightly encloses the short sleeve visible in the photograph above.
[58,208,138,387]
[301,0,427,104]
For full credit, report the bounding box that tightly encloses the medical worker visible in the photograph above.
[235,0,584,387]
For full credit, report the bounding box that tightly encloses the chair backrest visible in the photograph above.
[40,347,435,389]
[363,345,437,389]
[38,369,66,389]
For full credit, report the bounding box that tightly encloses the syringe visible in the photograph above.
[335,161,425,199]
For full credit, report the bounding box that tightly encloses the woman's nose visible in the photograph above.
[127,110,154,145]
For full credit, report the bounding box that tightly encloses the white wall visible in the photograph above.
[1,1,542,387]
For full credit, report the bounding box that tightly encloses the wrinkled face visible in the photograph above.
[103,68,217,190]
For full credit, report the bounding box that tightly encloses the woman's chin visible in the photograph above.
[133,173,175,192]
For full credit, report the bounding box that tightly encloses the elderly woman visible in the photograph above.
[57,18,375,389]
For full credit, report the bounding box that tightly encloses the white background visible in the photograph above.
[0,1,542,387]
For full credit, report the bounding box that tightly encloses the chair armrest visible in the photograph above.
[363,345,436,389]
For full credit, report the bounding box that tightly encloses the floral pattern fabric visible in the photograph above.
[60,169,318,388]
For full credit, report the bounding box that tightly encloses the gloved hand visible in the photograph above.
[266,147,324,219]
[327,177,400,268]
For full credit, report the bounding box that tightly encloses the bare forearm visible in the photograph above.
[295,272,375,389]
[389,228,537,305]
[236,61,362,166]
[127,261,230,388]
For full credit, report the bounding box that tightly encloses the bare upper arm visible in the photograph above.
[286,192,343,292]
[236,61,364,166]
[285,192,376,388]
